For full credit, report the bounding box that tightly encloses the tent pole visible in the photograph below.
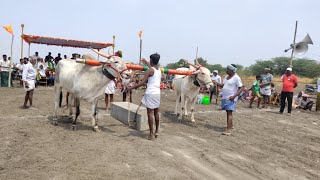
[21,24,24,59]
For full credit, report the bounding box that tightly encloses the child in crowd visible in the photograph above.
[248,75,262,108]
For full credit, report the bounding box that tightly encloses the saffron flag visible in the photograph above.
[138,30,142,39]
[3,24,13,35]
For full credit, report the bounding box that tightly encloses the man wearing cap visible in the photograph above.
[260,68,273,108]
[210,70,221,104]
[279,67,298,114]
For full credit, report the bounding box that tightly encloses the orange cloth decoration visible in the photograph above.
[138,30,142,39]
[3,24,13,35]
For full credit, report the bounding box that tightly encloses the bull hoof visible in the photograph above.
[71,125,77,131]
[93,126,101,132]
[191,119,197,124]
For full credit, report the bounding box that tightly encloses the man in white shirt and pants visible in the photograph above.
[0,54,11,87]
[21,56,37,109]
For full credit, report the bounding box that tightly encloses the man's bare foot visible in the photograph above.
[20,105,29,109]
[154,133,158,138]
[148,133,154,140]
[222,128,231,136]
[29,106,37,110]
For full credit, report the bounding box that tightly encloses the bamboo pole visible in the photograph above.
[28,44,30,57]
[289,21,298,68]
[21,24,24,59]
[112,35,115,55]
[8,35,14,87]
[138,31,143,81]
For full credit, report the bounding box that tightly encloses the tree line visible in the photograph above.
[165,56,320,78]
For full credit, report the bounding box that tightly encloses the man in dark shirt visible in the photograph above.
[54,53,62,65]
[45,52,53,63]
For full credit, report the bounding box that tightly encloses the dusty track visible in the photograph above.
[0,86,319,180]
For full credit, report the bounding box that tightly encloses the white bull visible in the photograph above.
[53,54,130,131]
[173,62,213,123]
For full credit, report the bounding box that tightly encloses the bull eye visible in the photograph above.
[115,61,119,63]
[202,73,205,75]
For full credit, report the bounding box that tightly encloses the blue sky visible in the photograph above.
[0,0,319,66]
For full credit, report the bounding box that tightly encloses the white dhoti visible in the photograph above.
[24,80,35,91]
[142,94,160,109]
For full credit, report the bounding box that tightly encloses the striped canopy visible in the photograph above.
[22,34,113,50]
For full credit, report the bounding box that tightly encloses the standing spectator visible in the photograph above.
[45,52,54,70]
[21,56,37,109]
[105,79,116,111]
[210,70,222,104]
[260,68,273,108]
[45,52,53,62]
[54,53,62,65]
[64,55,67,59]
[279,67,298,115]
[14,59,25,87]
[34,52,40,59]
[122,70,134,103]
[217,64,244,136]
[0,54,11,87]
[248,75,262,108]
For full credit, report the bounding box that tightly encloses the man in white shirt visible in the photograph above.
[0,54,11,87]
[21,56,37,109]
[216,64,244,136]
[210,70,222,104]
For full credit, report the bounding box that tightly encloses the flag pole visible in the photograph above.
[112,35,115,55]
[289,21,298,68]
[138,31,143,81]
[8,35,14,87]
[21,24,24,59]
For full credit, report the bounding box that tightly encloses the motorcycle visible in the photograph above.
[305,84,317,94]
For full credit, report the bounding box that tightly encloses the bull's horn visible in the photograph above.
[195,58,201,66]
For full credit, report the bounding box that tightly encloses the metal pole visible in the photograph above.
[290,21,298,67]
[21,24,24,59]
[98,49,100,60]
[138,38,142,81]
[195,46,198,64]
[28,44,30,57]
[8,35,14,87]
[112,35,115,55]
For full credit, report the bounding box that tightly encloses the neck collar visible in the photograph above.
[102,66,116,80]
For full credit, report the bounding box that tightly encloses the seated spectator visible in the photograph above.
[270,84,280,106]
[38,64,46,78]
[293,91,303,109]
[297,94,314,111]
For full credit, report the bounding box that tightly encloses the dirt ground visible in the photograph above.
[0,85,319,180]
